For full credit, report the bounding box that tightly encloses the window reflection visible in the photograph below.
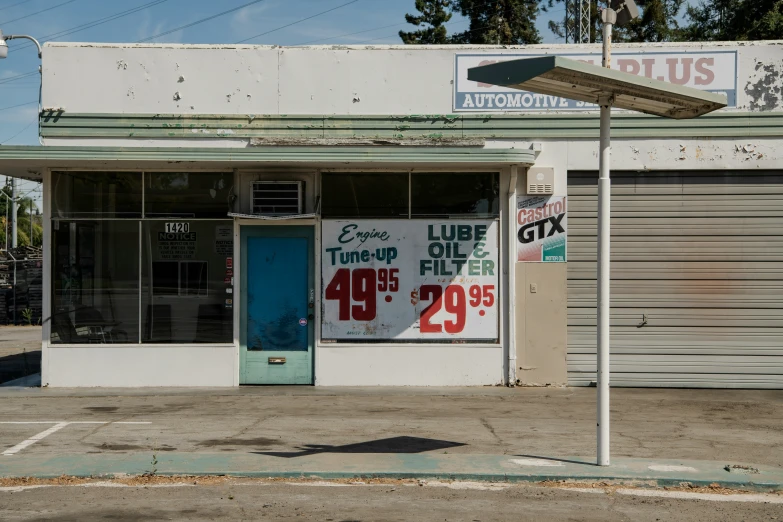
[411,173,499,217]
[51,221,139,343]
[145,172,233,218]
[141,221,233,343]
[321,173,409,218]
[52,172,142,218]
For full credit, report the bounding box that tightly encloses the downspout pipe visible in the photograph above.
[507,167,518,386]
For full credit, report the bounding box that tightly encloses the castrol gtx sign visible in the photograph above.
[455,50,737,111]
[517,196,567,263]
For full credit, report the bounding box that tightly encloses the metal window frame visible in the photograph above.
[48,170,235,346]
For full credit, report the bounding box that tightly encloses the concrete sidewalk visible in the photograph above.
[2,453,782,491]
[0,387,781,490]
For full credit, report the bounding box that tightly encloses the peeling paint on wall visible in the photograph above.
[745,61,782,111]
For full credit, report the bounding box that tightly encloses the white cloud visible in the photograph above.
[232,1,280,29]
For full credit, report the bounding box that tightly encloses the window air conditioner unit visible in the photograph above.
[251,181,304,216]
[526,167,555,195]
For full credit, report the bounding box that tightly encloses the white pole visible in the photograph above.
[508,167,518,386]
[597,15,613,467]
[11,177,17,249]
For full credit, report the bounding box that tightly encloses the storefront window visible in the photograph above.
[321,173,408,218]
[51,221,139,343]
[321,172,499,218]
[50,172,234,344]
[145,172,234,218]
[411,173,499,217]
[141,221,233,343]
[52,171,142,218]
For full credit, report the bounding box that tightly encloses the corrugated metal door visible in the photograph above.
[567,171,783,388]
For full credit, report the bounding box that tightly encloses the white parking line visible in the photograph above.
[2,422,69,456]
[616,488,783,504]
[1,421,152,456]
[648,464,698,472]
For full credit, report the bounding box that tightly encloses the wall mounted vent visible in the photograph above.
[526,167,555,195]
[251,181,304,216]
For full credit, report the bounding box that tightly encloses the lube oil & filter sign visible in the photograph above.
[322,221,499,341]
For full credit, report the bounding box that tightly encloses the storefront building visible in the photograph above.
[1,41,781,388]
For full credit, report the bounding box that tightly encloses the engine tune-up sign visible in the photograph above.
[517,196,567,262]
[321,220,499,341]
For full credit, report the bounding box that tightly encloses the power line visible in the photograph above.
[235,0,360,44]
[11,0,171,52]
[0,0,171,88]
[293,22,403,46]
[0,100,36,112]
[138,0,268,43]
[0,71,38,86]
[1,0,79,25]
[0,0,35,13]
[0,119,36,145]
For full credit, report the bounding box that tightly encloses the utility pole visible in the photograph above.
[579,0,591,43]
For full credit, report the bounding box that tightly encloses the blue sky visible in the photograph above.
[1,0,699,208]
[1,0,696,150]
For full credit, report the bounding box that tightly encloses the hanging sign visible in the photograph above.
[321,220,499,341]
[517,196,567,262]
[455,50,738,111]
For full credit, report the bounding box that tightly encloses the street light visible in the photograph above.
[0,29,43,59]
[468,0,726,467]
[0,29,42,250]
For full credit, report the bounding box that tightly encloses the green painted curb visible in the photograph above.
[1,453,781,492]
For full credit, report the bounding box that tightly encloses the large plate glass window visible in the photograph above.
[50,171,234,344]
[51,220,139,343]
[321,173,408,218]
[320,171,500,343]
[141,221,233,343]
[145,172,234,218]
[411,172,499,217]
[52,171,142,218]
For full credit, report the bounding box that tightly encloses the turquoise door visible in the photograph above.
[240,226,314,384]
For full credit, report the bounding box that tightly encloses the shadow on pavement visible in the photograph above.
[255,436,466,458]
[0,349,41,384]
[516,454,597,466]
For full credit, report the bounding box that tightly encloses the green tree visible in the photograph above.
[0,182,42,248]
[450,0,542,45]
[545,0,684,43]
[399,0,454,44]
[615,0,685,42]
[682,0,783,41]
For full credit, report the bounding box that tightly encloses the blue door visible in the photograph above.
[240,226,314,384]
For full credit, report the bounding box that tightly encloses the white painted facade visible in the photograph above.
[30,41,783,387]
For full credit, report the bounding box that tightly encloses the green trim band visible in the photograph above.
[0,145,536,166]
[39,112,783,139]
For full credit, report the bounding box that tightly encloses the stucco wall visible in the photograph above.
[41,41,783,115]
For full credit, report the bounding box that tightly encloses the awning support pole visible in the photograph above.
[597,13,614,468]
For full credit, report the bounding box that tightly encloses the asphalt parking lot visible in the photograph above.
[1,386,781,467]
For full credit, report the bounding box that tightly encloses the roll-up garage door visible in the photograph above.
[567,171,783,388]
